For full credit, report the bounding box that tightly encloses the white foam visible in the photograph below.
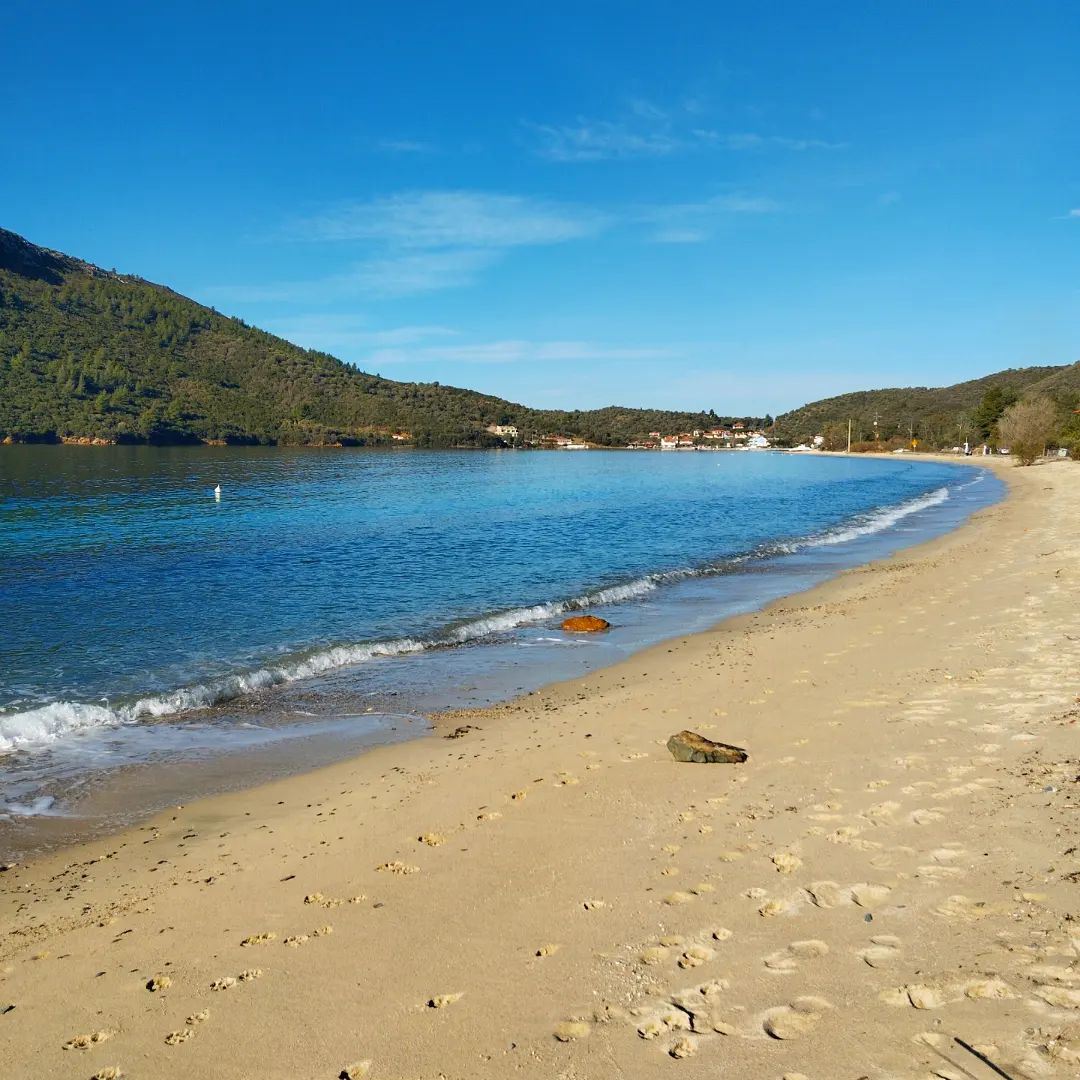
[0,795,59,818]
[0,484,957,753]
[0,638,425,753]
[780,487,950,552]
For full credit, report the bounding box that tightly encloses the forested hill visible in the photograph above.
[0,228,760,446]
[774,362,1080,447]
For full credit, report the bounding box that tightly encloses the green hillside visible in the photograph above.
[774,363,1080,448]
[0,228,762,447]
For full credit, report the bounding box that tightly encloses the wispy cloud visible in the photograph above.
[527,97,845,162]
[221,191,605,302]
[695,131,846,151]
[365,339,679,366]
[376,138,438,154]
[526,118,682,162]
[262,315,459,353]
[1067,208,1080,219]
[215,249,501,303]
[651,228,709,244]
[643,193,782,243]
[294,190,604,247]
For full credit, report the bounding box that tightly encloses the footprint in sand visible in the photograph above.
[165,1028,194,1045]
[963,978,1015,1000]
[186,1010,210,1025]
[241,931,277,946]
[554,1020,591,1041]
[639,946,669,966]
[669,1036,697,1058]
[339,1062,372,1079]
[304,892,344,907]
[63,1030,113,1050]
[678,945,716,970]
[376,860,419,874]
[428,992,463,1008]
[771,851,802,874]
[850,883,892,908]
[664,891,696,906]
[805,881,890,909]
[934,895,1003,920]
[1026,963,1080,987]
[210,976,237,990]
[1035,985,1080,1008]
[758,898,793,918]
[858,936,902,967]
[880,984,946,1009]
[636,980,732,1039]
[762,996,834,1039]
[861,801,902,823]
[764,940,829,972]
[535,943,561,957]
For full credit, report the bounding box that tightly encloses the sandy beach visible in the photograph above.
[2,455,1078,1080]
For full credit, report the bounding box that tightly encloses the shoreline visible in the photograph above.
[5,456,1080,1078]
[0,453,1000,859]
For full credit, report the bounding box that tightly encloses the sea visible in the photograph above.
[0,446,1003,854]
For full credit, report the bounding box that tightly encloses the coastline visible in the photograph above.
[5,455,1080,1078]
[0,451,1001,857]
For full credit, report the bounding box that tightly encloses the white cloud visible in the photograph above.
[210,249,500,303]
[295,190,604,248]
[262,315,459,353]
[526,96,845,162]
[697,131,845,151]
[652,228,709,244]
[376,138,437,154]
[643,192,782,242]
[526,119,682,162]
[364,339,679,366]
[343,249,500,297]
[1068,208,1080,218]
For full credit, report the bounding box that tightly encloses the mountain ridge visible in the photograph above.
[0,227,760,447]
[775,362,1080,447]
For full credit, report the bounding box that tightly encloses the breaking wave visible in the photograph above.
[0,485,952,753]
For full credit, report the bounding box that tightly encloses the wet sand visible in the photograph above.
[3,455,1079,1079]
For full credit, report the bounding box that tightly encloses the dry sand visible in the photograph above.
[2,456,1079,1080]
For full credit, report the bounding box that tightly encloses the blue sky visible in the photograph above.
[2,2,1078,413]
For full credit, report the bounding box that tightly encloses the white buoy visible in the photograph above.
[213,484,222,500]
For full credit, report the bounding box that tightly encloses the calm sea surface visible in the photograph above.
[0,446,1002,837]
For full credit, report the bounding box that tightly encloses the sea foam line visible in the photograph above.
[0,485,953,753]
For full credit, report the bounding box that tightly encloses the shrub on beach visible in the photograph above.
[996,396,1059,465]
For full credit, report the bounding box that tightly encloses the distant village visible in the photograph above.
[482,423,793,450]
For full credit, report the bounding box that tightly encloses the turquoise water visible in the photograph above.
[0,447,1001,821]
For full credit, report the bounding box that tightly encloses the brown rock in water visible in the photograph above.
[667,730,748,764]
[561,615,611,633]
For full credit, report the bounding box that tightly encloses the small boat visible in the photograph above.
[560,442,589,450]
